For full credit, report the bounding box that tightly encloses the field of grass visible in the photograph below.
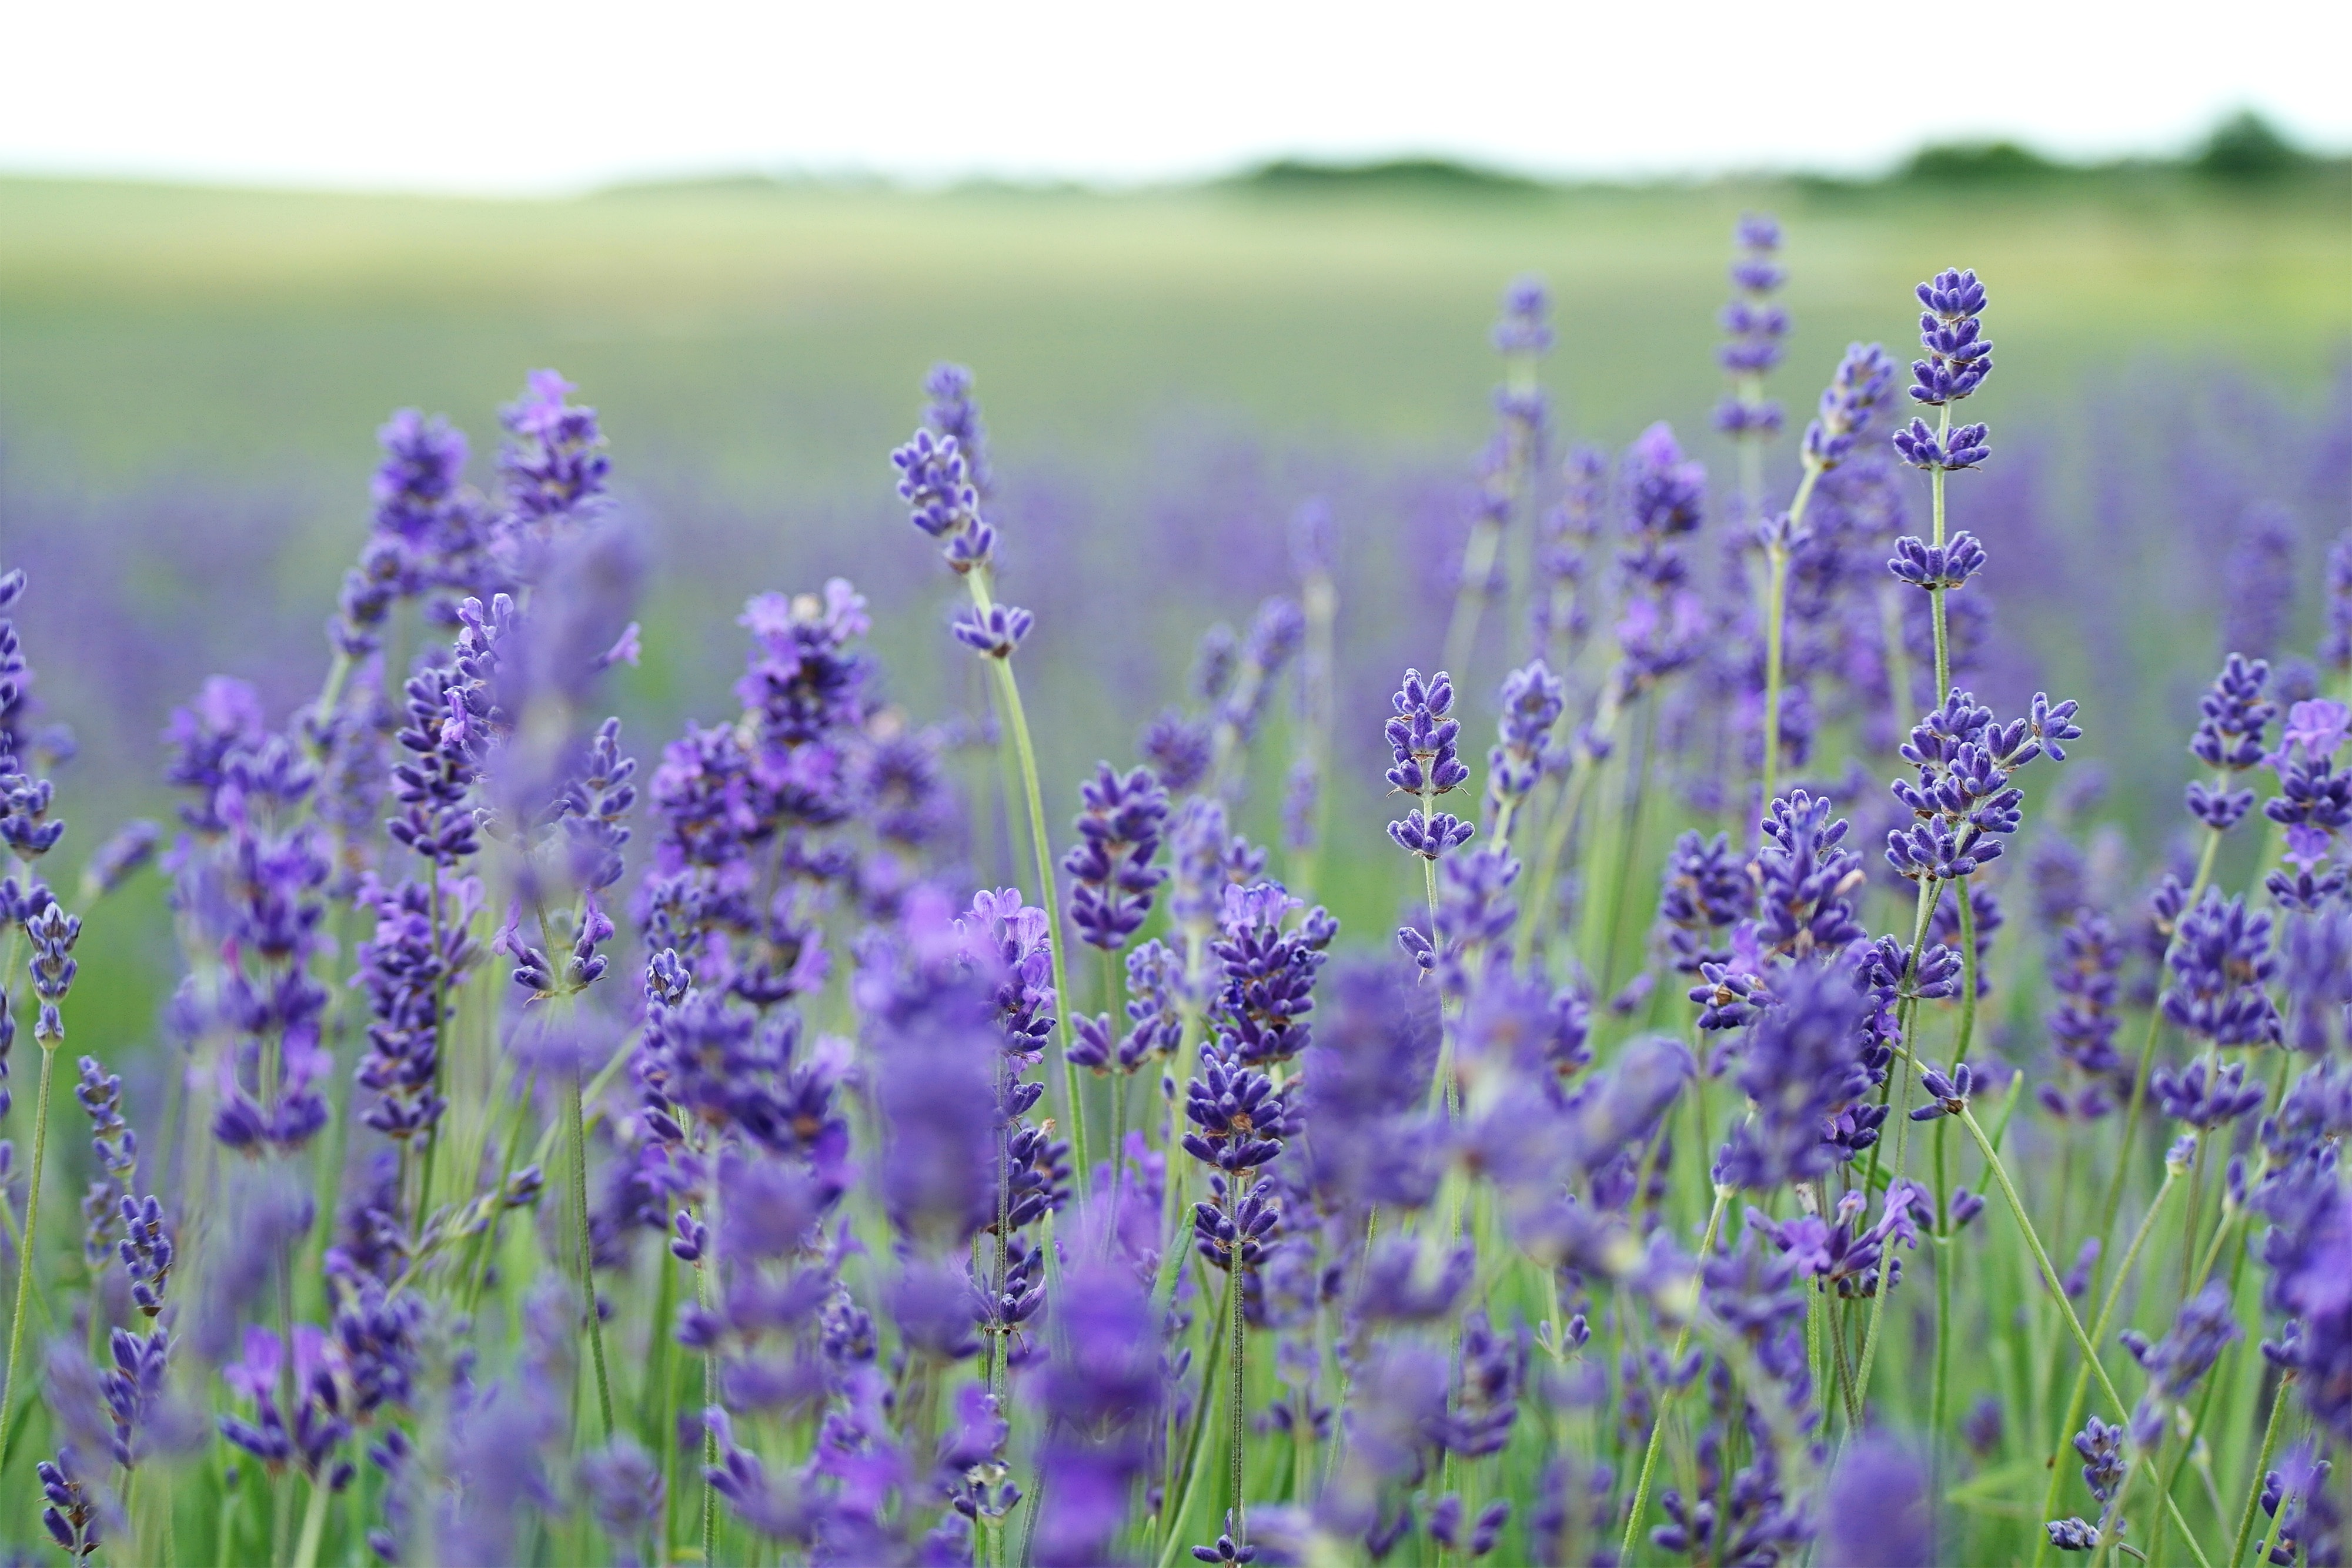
[2,170,2346,496]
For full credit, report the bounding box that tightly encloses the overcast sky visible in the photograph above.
[3,0,2344,194]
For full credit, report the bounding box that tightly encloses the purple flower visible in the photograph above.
[1714,958,1875,1190]
[1034,1210,1163,1566]
[2221,502,2298,663]
[1493,275,1554,357]
[498,369,610,527]
[38,1449,101,1559]
[1622,423,1707,564]
[1753,790,1869,961]
[1892,416,1992,472]
[1656,830,1748,974]
[578,1436,664,1565]
[1818,1436,1933,1566]
[950,603,1034,660]
[2043,911,2127,1121]
[2151,1056,2267,1129]
[2277,698,2352,765]
[1140,708,1213,793]
[26,901,79,1045]
[2161,889,2282,1048]
[1208,881,1332,1066]
[1385,667,1469,800]
[1907,1060,1973,1121]
[2323,530,2352,675]
[2192,653,2277,771]
[1887,530,1987,590]
[1802,343,1899,469]
[1884,688,2080,883]
[2120,1279,2241,1405]
[922,362,995,500]
[1062,763,1170,951]
[78,820,159,901]
[1906,268,1994,406]
[1389,809,1475,861]
[891,428,994,574]
[1182,1050,1290,1174]
[1715,213,1788,400]
[1486,660,1565,825]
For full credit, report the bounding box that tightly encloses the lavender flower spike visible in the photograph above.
[1801,342,1899,471]
[1908,268,1994,407]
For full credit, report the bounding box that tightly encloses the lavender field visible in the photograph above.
[0,170,2348,1566]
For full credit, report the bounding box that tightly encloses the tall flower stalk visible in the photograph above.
[1443,279,1552,680]
[896,381,1091,1191]
[1759,342,1895,805]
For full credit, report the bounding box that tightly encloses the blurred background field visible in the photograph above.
[3,163,2350,962]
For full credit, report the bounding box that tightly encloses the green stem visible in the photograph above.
[2096,822,2222,1255]
[1517,686,1622,958]
[1930,404,1952,699]
[0,1042,57,1470]
[2230,1372,2291,1568]
[1958,1104,2210,1567]
[414,874,448,1238]
[1155,1272,1234,1568]
[461,1069,538,1313]
[1930,884,1982,1471]
[567,1068,616,1440]
[2032,1166,2183,1568]
[983,652,1088,1196]
[1849,881,1939,1423]
[1228,1178,1250,1546]
[1759,464,1821,811]
[289,1470,333,1568]
[1618,1186,1729,1567]
[1761,542,1791,811]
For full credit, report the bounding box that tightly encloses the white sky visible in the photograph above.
[2,0,2344,194]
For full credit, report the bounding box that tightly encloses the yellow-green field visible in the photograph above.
[2,172,2346,493]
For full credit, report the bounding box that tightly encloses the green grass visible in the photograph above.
[2,171,2346,497]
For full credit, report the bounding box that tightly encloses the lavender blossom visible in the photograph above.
[1063,763,1170,951]
[1714,958,1874,1191]
[1802,343,1899,470]
[1486,660,1564,835]
[1714,214,1789,436]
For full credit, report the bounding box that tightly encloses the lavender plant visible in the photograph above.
[0,229,2340,1568]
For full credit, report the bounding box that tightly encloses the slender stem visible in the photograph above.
[1442,520,1505,681]
[0,1042,56,1469]
[2230,1372,2291,1568]
[1930,884,1982,1470]
[1761,541,1791,811]
[415,872,448,1239]
[1228,1176,1250,1546]
[2096,823,2221,1252]
[990,1044,1011,1400]
[647,1248,682,1553]
[289,1470,333,1568]
[1930,404,1952,699]
[567,1068,616,1440]
[2032,1166,2183,1568]
[699,1257,719,1566]
[1849,881,1939,1422]
[1518,685,1622,957]
[1759,464,1821,811]
[1155,1272,1234,1568]
[1618,1185,1730,1567]
[462,1069,539,1313]
[984,654,1089,1196]
[1958,1104,2209,1564]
